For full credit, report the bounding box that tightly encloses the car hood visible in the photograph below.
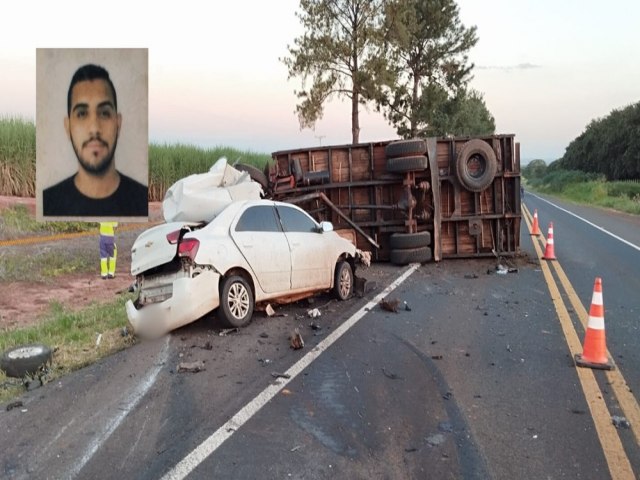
[130,221,201,276]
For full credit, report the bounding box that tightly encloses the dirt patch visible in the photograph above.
[0,197,164,330]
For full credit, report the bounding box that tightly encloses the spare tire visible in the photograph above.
[386,155,428,173]
[455,139,498,192]
[390,231,431,249]
[385,139,427,158]
[1,344,53,378]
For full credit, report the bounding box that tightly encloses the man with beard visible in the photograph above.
[43,64,148,216]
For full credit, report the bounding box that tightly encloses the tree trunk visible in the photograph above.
[352,92,360,144]
[410,75,420,138]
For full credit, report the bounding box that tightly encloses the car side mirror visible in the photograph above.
[319,221,334,233]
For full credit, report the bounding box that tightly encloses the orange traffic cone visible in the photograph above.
[530,209,541,236]
[575,278,614,370]
[543,222,556,260]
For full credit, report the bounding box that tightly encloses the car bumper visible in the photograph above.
[126,270,221,338]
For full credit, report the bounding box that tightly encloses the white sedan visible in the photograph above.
[126,200,358,338]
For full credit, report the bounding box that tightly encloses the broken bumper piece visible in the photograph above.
[126,271,221,339]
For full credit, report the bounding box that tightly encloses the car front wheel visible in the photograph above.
[334,261,353,301]
[219,275,254,328]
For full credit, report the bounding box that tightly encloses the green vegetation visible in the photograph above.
[0,247,96,282]
[523,162,640,215]
[556,101,640,181]
[0,116,35,197]
[2,204,94,236]
[0,116,271,201]
[0,296,135,402]
[149,143,270,201]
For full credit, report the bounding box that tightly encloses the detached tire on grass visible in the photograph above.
[1,344,53,378]
[390,247,432,265]
[389,231,431,250]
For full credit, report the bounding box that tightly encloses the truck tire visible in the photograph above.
[389,247,432,265]
[234,163,269,192]
[385,139,427,158]
[1,344,53,378]
[390,231,431,250]
[455,139,497,192]
[386,155,429,173]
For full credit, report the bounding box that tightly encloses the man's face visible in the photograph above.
[64,79,122,176]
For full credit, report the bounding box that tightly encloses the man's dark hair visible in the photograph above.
[67,64,117,116]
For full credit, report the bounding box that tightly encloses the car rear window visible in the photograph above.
[235,206,281,232]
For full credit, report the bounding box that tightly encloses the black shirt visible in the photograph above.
[43,171,148,217]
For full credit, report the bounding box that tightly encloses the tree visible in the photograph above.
[381,0,478,138]
[429,88,494,137]
[558,101,640,180]
[282,0,388,144]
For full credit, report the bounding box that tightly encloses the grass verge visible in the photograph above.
[0,294,137,403]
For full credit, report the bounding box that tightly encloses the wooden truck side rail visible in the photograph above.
[264,134,521,264]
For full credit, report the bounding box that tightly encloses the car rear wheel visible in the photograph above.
[219,275,254,328]
[334,261,353,301]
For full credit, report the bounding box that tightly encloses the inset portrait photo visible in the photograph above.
[36,48,148,221]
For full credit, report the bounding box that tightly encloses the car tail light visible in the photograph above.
[166,230,180,245]
[178,238,200,260]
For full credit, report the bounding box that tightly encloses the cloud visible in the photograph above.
[476,62,541,71]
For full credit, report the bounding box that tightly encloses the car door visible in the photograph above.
[230,204,291,293]
[276,205,333,290]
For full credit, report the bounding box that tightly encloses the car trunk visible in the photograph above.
[130,221,202,276]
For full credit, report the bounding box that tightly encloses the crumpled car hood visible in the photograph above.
[162,157,263,223]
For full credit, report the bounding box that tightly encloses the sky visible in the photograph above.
[1,0,639,163]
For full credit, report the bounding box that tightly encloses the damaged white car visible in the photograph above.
[125,199,358,338]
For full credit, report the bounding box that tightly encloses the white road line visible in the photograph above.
[161,263,421,480]
[67,337,170,479]
[533,194,640,252]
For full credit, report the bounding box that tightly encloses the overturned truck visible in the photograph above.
[257,135,521,264]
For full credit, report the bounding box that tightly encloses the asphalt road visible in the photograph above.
[1,195,640,479]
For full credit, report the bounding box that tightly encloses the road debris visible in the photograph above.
[426,433,445,446]
[431,355,443,360]
[382,367,403,380]
[265,304,276,317]
[96,333,102,347]
[307,308,321,318]
[177,361,205,373]
[258,358,272,365]
[380,298,400,313]
[6,401,23,412]
[403,301,411,311]
[271,372,291,379]
[612,415,631,429]
[218,328,239,336]
[290,329,304,349]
